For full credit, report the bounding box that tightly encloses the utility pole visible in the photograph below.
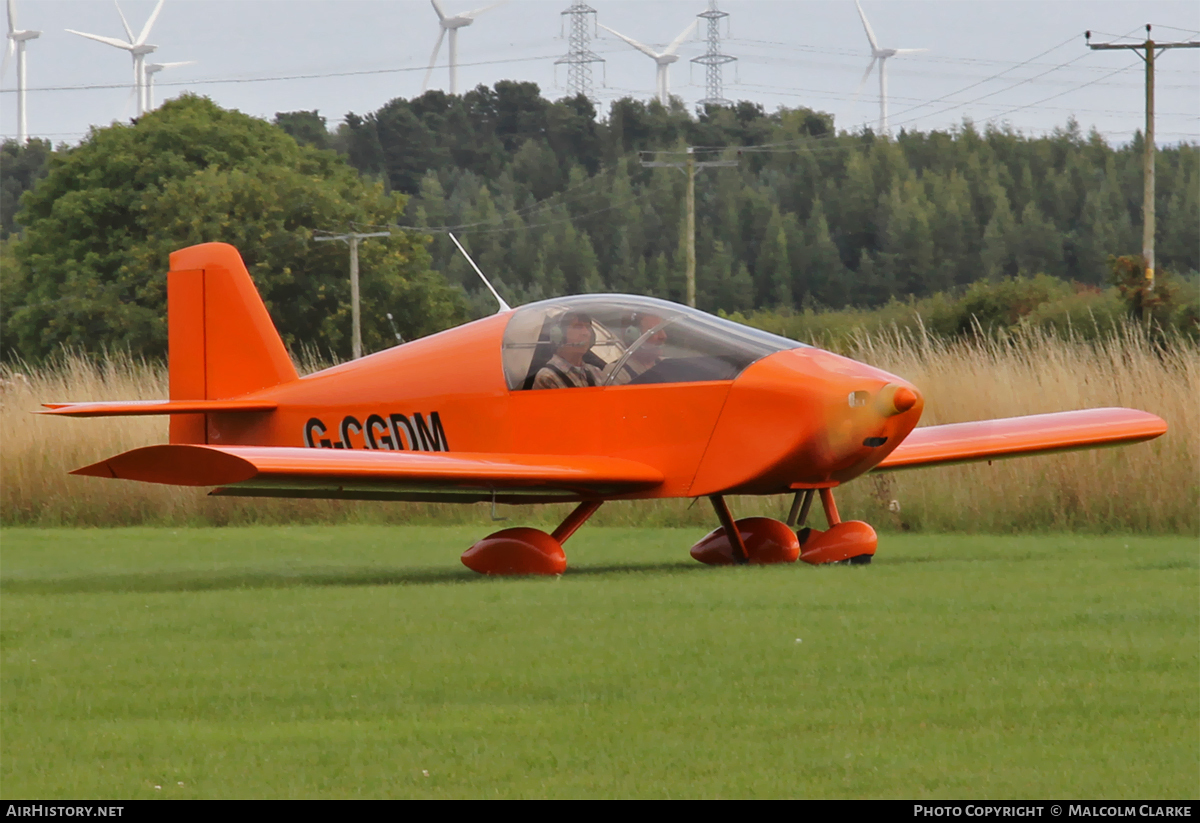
[640,148,737,307]
[1087,25,1199,292]
[314,231,391,359]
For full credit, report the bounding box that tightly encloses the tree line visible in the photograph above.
[1,83,1196,361]
[313,82,1197,316]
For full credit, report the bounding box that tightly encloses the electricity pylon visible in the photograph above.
[692,1,735,108]
[556,1,604,102]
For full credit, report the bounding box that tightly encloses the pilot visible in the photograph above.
[532,311,605,389]
[607,312,667,385]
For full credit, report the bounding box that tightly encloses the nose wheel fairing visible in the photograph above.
[797,521,877,565]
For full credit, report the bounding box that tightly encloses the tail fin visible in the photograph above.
[168,243,297,443]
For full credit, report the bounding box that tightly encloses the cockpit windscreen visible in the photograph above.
[501,295,805,391]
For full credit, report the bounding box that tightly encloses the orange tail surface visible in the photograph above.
[167,243,298,443]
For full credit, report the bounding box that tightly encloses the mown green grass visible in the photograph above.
[1,526,1196,799]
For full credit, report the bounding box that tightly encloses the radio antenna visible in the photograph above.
[385,312,404,344]
[448,232,511,312]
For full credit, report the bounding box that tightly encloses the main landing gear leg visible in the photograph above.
[551,500,604,545]
[461,500,604,577]
[689,495,800,566]
[819,488,841,527]
[709,495,749,564]
[795,487,878,566]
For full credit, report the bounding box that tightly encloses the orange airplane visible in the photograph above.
[43,243,1167,575]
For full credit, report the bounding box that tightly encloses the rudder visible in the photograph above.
[168,243,297,443]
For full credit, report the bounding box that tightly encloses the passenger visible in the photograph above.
[607,313,668,385]
[532,311,605,389]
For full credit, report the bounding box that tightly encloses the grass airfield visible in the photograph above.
[1,526,1196,799]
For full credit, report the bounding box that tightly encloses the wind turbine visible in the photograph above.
[852,0,926,134]
[144,60,195,110]
[4,0,41,144]
[599,20,698,106]
[422,0,505,96]
[66,0,165,118]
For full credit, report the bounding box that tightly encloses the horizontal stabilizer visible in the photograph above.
[41,400,277,417]
[874,408,1166,472]
[72,445,664,503]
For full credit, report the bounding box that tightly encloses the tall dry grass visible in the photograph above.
[836,323,1198,533]
[0,351,429,527]
[1,327,1196,533]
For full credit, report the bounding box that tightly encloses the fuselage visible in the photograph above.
[206,296,924,499]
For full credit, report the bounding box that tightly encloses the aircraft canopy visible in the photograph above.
[502,295,805,391]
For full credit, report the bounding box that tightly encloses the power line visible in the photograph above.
[883,30,1155,134]
[727,36,1198,79]
[0,52,564,95]
[1147,23,1200,35]
[886,46,1103,131]
[977,64,1141,124]
[725,81,1197,122]
[867,34,1078,123]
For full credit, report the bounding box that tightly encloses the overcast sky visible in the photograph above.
[3,1,1197,148]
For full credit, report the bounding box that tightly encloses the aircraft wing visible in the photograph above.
[71,444,663,504]
[873,408,1166,472]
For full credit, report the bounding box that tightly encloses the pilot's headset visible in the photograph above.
[548,311,596,349]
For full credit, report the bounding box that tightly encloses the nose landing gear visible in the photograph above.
[689,488,876,568]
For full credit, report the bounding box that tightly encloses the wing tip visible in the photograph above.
[70,460,117,479]
[70,445,258,486]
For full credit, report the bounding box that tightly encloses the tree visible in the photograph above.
[831,149,877,267]
[878,179,935,296]
[511,139,562,202]
[547,94,601,175]
[798,199,847,308]
[1013,201,1064,278]
[272,111,331,151]
[981,188,1018,280]
[926,171,975,288]
[4,95,466,362]
[757,206,792,308]
[1158,152,1199,274]
[308,85,1197,320]
[0,138,52,239]
[339,112,385,180]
